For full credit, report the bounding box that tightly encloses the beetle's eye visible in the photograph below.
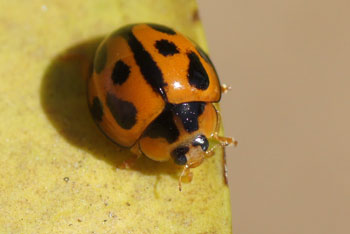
[192,134,209,151]
[171,146,189,165]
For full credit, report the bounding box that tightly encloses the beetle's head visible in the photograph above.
[171,134,209,168]
[171,134,210,191]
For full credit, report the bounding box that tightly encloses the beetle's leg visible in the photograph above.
[214,107,238,146]
[120,143,142,169]
[178,165,193,191]
[205,143,220,157]
[205,134,237,159]
[221,84,232,94]
[130,143,143,159]
[214,134,238,147]
[205,107,237,158]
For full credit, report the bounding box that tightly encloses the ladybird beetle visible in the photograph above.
[88,24,236,190]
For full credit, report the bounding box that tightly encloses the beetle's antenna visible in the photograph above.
[178,164,189,191]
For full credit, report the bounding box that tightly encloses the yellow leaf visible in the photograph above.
[0,0,231,233]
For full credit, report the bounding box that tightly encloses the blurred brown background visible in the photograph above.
[198,0,350,233]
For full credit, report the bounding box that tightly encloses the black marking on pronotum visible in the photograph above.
[144,109,179,144]
[172,102,205,133]
[94,42,108,74]
[112,60,130,85]
[90,97,104,122]
[106,93,137,129]
[192,134,209,151]
[171,146,189,165]
[148,24,176,35]
[155,39,179,56]
[187,51,210,90]
[125,29,168,100]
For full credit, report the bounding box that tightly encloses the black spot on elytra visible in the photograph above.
[187,51,209,90]
[90,97,103,122]
[172,102,205,133]
[109,24,167,99]
[144,109,179,144]
[171,146,189,165]
[106,93,137,129]
[112,60,130,85]
[126,30,168,100]
[155,39,179,56]
[196,45,219,76]
[94,42,108,74]
[148,24,176,35]
[192,134,209,151]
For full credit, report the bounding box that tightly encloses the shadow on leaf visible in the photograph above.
[40,37,179,178]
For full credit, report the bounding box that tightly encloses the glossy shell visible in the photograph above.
[88,23,221,162]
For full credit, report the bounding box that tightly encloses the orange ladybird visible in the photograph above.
[88,24,235,189]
